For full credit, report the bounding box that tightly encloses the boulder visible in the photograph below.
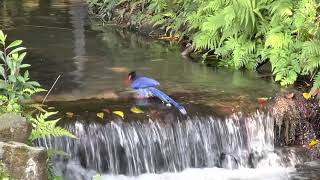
[0,113,32,143]
[0,141,48,180]
[271,93,319,146]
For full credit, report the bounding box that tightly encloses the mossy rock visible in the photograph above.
[0,141,48,180]
[0,113,32,143]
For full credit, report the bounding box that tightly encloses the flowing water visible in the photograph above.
[1,0,319,179]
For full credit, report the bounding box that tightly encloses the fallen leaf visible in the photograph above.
[113,111,124,118]
[309,139,319,147]
[97,112,104,119]
[130,106,144,114]
[303,92,311,100]
[66,112,74,118]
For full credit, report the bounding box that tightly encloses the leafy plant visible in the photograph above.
[0,161,11,180]
[0,30,45,113]
[29,111,76,141]
[87,0,320,93]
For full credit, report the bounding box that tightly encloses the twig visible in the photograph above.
[42,75,61,104]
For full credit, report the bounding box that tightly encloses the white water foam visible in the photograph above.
[100,167,294,180]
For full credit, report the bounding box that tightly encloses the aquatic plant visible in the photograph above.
[86,0,320,94]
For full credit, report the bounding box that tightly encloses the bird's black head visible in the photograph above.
[128,71,136,81]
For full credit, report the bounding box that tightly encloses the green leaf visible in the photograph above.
[17,75,26,83]
[8,47,26,56]
[18,52,27,61]
[0,30,6,43]
[6,40,23,50]
[11,53,18,60]
[0,65,5,79]
[27,81,41,87]
[8,74,16,83]
[24,70,29,79]
[0,80,7,89]
[19,64,31,68]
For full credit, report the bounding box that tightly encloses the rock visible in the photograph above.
[0,113,32,143]
[271,93,320,146]
[181,43,195,57]
[0,141,48,180]
[256,60,272,74]
[219,153,239,169]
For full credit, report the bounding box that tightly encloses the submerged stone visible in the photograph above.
[0,113,32,143]
[0,141,48,180]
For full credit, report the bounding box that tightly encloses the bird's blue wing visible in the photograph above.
[131,77,160,89]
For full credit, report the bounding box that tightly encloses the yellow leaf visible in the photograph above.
[303,92,311,100]
[130,106,144,114]
[113,111,124,118]
[66,112,74,118]
[97,112,104,119]
[309,139,319,147]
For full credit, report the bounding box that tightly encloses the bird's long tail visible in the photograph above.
[148,87,187,115]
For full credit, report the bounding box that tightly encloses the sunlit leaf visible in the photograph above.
[66,112,74,118]
[8,47,26,56]
[0,30,5,43]
[113,111,124,118]
[309,139,319,147]
[6,40,23,50]
[303,92,311,100]
[97,112,104,119]
[0,65,5,79]
[130,106,144,114]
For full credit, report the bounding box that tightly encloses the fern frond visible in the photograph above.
[310,72,320,94]
[30,111,76,141]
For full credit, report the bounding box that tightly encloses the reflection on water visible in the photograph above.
[0,0,279,105]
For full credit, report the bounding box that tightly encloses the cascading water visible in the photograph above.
[35,111,314,179]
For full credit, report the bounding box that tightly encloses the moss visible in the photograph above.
[0,160,11,180]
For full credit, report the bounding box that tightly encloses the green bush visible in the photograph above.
[87,0,320,94]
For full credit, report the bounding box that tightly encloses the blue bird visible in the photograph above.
[127,71,187,115]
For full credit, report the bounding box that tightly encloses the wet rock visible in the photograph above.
[271,93,319,146]
[0,141,48,180]
[256,60,272,74]
[248,151,264,168]
[0,113,32,143]
[181,43,195,57]
[293,160,320,180]
[219,153,239,169]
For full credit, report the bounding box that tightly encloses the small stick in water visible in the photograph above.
[42,75,61,104]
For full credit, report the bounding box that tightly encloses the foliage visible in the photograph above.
[0,30,45,113]
[0,161,11,180]
[87,0,320,93]
[29,111,76,141]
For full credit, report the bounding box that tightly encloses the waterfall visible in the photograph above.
[35,111,292,177]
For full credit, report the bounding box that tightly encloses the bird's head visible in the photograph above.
[127,71,136,84]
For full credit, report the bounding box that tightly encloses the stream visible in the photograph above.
[1,0,319,179]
